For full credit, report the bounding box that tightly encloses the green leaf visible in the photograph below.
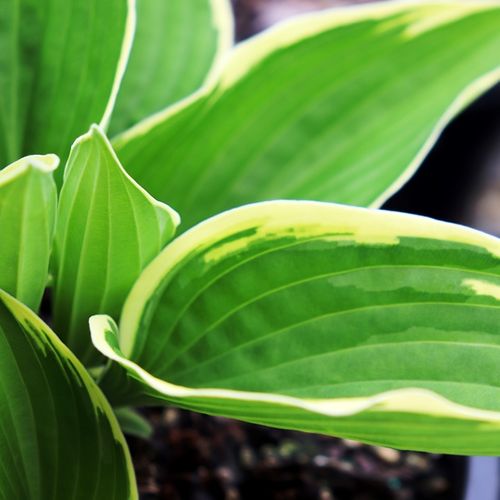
[114,407,153,440]
[109,0,233,136]
[0,290,137,499]
[0,154,57,311]
[114,1,500,230]
[53,125,179,365]
[0,0,134,180]
[92,201,500,455]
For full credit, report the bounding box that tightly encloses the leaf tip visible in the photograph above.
[0,154,60,186]
[158,201,181,232]
[27,154,60,173]
[72,123,108,148]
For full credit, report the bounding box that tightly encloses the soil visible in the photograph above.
[129,408,466,500]
[231,0,378,40]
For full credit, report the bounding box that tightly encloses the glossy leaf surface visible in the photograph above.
[0,290,136,499]
[94,201,500,455]
[109,0,233,135]
[53,125,179,365]
[0,0,134,180]
[115,1,500,229]
[0,155,57,311]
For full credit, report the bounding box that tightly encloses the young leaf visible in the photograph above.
[114,407,153,440]
[0,0,135,179]
[0,290,137,499]
[53,125,179,366]
[0,154,57,311]
[109,0,233,136]
[93,201,500,455]
[114,1,500,229]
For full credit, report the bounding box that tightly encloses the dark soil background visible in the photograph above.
[130,408,466,500]
[129,1,500,499]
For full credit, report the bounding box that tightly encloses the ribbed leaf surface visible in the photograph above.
[0,0,134,180]
[0,155,57,311]
[0,290,136,499]
[93,201,500,455]
[114,1,500,229]
[53,125,179,365]
[109,0,233,136]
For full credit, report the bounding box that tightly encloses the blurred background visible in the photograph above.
[131,1,500,499]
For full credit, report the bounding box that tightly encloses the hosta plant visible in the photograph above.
[2,0,500,497]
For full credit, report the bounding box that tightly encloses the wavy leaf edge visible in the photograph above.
[90,314,500,425]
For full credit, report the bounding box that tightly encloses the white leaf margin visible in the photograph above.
[0,290,138,499]
[100,0,138,130]
[90,314,500,426]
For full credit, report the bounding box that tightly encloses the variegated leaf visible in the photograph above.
[0,290,137,499]
[93,201,500,455]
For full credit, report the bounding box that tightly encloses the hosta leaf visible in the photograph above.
[109,0,233,136]
[93,201,500,455]
[114,1,500,230]
[0,0,134,180]
[0,154,57,311]
[0,290,136,499]
[53,125,179,365]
